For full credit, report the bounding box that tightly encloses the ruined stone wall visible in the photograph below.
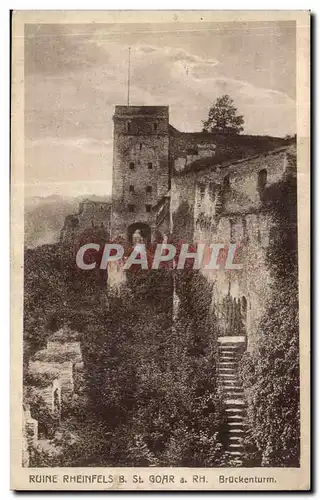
[46,340,82,364]
[169,126,288,173]
[170,146,297,349]
[22,407,38,466]
[30,378,62,415]
[112,106,170,240]
[28,331,84,398]
[170,173,197,243]
[60,200,111,243]
[23,330,85,463]
[29,360,74,396]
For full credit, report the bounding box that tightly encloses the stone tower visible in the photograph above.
[111,106,170,243]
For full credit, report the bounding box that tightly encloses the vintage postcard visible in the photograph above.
[11,10,310,491]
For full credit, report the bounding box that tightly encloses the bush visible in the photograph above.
[32,350,76,363]
[24,371,59,388]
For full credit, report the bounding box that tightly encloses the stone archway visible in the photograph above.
[127,222,151,245]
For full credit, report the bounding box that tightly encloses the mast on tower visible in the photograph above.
[127,46,131,106]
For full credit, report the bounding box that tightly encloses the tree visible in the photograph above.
[202,95,244,134]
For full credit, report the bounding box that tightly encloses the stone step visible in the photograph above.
[229,451,242,456]
[229,430,244,436]
[219,370,238,376]
[221,383,241,389]
[219,349,239,354]
[229,436,243,442]
[219,373,241,387]
[223,392,244,399]
[227,404,244,411]
[219,362,238,367]
[220,381,240,386]
[226,408,245,414]
[219,359,238,364]
[221,390,243,396]
[220,354,243,360]
[222,391,243,398]
[219,341,242,346]
[219,344,245,349]
[229,421,245,427]
[222,383,243,388]
[225,397,245,402]
[219,350,242,356]
[225,399,245,406]
[229,443,243,449]
[228,416,244,423]
[218,336,246,344]
[219,372,238,378]
[227,408,244,414]
[220,382,240,387]
[219,346,241,351]
[220,361,241,366]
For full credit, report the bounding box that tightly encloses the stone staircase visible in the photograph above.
[218,336,246,463]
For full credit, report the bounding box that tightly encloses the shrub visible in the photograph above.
[24,371,59,388]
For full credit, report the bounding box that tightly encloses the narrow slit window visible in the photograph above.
[153,123,158,132]
[128,204,135,213]
[241,296,247,314]
[129,185,135,193]
[145,204,152,213]
[258,169,267,192]
[148,162,153,170]
[129,162,135,170]
[223,174,230,191]
[146,185,152,193]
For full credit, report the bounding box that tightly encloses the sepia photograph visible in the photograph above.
[11,10,310,490]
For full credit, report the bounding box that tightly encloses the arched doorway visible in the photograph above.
[127,222,151,245]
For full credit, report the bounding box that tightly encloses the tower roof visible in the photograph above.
[114,105,169,118]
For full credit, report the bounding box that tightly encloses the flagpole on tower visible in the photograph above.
[127,46,131,106]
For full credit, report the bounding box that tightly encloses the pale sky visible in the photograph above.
[25,21,296,199]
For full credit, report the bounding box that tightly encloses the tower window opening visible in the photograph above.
[127,122,131,132]
[53,389,60,415]
[129,162,135,170]
[257,228,261,243]
[148,162,153,170]
[153,123,158,132]
[145,204,152,213]
[258,168,267,192]
[139,143,142,150]
[199,183,205,200]
[146,185,152,193]
[129,185,135,193]
[128,204,135,213]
